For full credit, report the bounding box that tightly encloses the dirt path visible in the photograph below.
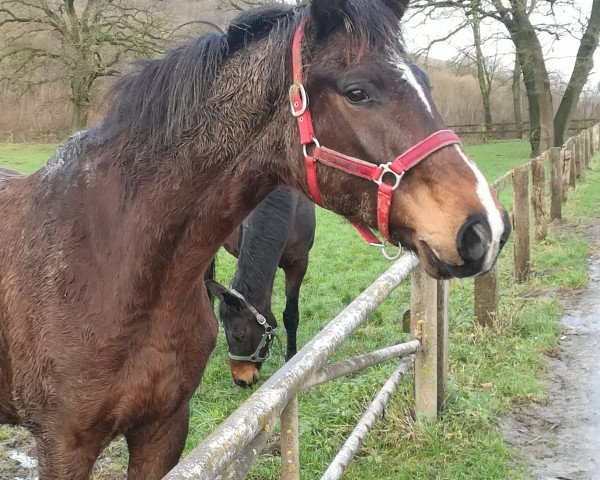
[502,219,600,480]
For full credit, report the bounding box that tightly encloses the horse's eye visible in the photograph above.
[345,89,370,105]
[233,331,247,342]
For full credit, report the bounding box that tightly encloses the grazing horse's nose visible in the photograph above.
[457,213,491,263]
[234,379,249,388]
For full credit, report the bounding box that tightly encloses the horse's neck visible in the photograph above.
[232,188,298,309]
[45,41,303,313]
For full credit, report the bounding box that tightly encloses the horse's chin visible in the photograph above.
[415,240,491,280]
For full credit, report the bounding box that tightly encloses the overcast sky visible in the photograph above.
[404,0,599,87]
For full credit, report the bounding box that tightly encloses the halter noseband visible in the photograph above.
[225,288,277,364]
[290,19,462,252]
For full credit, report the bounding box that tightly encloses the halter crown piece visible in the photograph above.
[289,19,462,256]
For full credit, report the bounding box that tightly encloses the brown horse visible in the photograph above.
[0,1,510,478]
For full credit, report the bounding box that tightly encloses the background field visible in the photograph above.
[1,139,594,480]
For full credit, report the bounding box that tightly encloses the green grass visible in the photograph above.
[0,143,56,174]
[466,140,531,182]
[0,140,596,479]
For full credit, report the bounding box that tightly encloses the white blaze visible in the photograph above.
[455,146,505,269]
[389,52,433,116]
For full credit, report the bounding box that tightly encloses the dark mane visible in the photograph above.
[103,1,404,152]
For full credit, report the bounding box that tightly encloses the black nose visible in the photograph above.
[457,213,491,263]
[234,379,249,388]
[499,208,511,249]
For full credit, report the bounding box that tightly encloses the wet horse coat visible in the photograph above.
[0,1,510,478]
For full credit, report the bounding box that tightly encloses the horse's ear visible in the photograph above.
[382,0,410,20]
[309,0,347,38]
[205,280,245,310]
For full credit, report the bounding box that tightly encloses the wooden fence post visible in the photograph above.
[576,136,583,181]
[474,266,499,328]
[549,147,562,220]
[513,166,531,282]
[411,265,438,420]
[531,157,547,240]
[563,149,573,196]
[436,280,448,412]
[474,183,501,328]
[569,142,577,187]
[586,129,592,167]
[280,396,300,480]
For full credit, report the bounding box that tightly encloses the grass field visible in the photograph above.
[1,139,596,479]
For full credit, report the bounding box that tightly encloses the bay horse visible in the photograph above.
[207,187,315,387]
[0,0,511,478]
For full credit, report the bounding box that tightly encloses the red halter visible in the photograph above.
[289,19,462,249]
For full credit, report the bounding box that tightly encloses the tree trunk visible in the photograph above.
[509,11,554,156]
[554,0,600,146]
[70,63,92,132]
[512,52,523,139]
[71,101,89,132]
[470,1,493,140]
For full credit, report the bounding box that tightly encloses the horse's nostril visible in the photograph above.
[234,379,249,388]
[457,215,491,263]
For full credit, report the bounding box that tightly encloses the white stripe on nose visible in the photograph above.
[455,146,504,268]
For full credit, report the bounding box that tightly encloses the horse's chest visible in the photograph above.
[104,308,218,430]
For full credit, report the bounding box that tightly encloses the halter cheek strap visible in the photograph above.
[290,19,462,251]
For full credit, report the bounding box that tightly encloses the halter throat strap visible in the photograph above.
[289,19,462,248]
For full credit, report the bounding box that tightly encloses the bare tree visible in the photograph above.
[218,0,298,13]
[0,0,171,131]
[512,52,524,139]
[411,0,599,156]
[554,0,600,145]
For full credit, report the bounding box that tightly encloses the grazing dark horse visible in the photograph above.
[207,187,315,387]
[0,0,511,478]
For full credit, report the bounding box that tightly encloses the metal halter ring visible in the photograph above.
[375,162,404,190]
[290,82,308,117]
[381,240,402,260]
[303,137,321,158]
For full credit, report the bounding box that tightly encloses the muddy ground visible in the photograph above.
[502,218,600,480]
[0,427,127,480]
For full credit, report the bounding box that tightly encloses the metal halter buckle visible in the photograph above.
[375,162,404,190]
[289,82,308,117]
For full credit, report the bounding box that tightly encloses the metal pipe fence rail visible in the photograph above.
[164,253,450,480]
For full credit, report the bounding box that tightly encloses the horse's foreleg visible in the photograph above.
[282,257,308,361]
[125,403,189,480]
[34,430,102,480]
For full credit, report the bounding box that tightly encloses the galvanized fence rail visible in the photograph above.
[164,123,599,479]
[164,253,450,480]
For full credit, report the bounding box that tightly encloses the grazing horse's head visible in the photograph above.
[206,280,277,387]
[290,0,510,278]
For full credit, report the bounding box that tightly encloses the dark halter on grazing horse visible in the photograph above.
[225,288,278,363]
[290,19,462,259]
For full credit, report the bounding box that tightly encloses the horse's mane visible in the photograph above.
[102,1,403,152]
